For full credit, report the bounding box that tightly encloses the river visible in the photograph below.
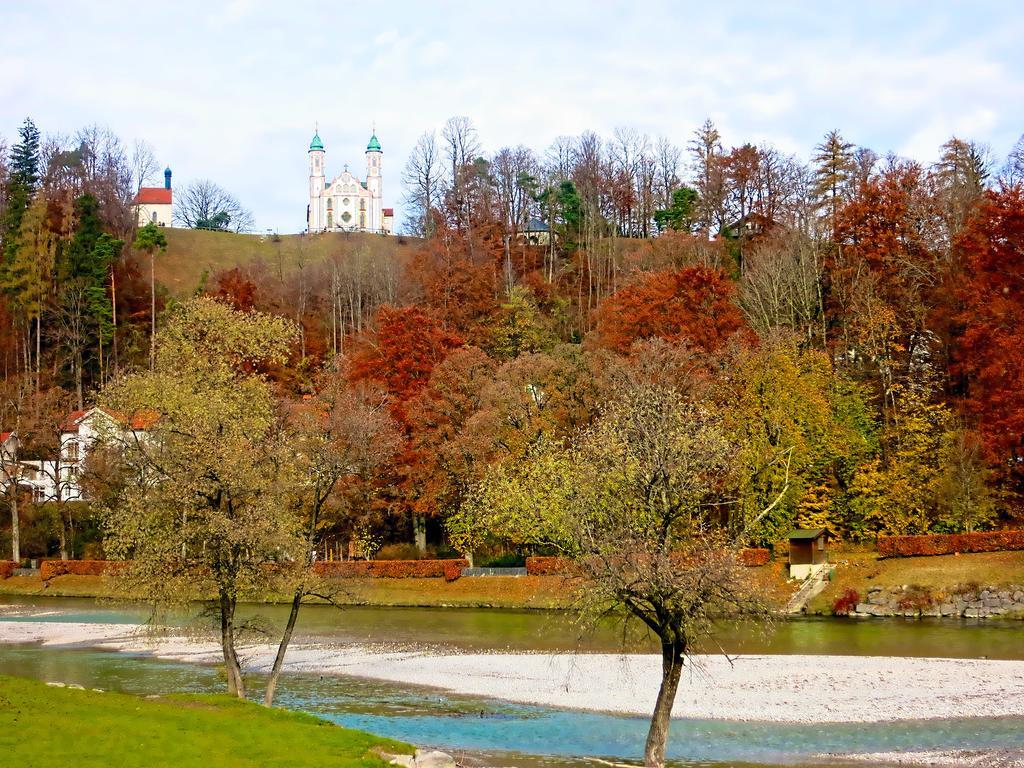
[2,595,1023,767]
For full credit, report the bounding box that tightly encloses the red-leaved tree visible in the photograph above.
[952,186,1024,499]
[594,266,748,354]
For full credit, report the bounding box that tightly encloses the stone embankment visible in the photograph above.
[853,584,1024,619]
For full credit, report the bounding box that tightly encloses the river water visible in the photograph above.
[2,596,1023,767]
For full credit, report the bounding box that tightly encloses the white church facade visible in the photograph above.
[308,130,394,235]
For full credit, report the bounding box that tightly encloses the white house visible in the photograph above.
[0,408,155,504]
[307,130,393,234]
[132,167,174,227]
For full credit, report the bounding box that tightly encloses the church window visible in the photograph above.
[326,199,333,210]
[341,211,352,223]
[327,212,333,228]
[343,197,350,206]
[360,212,366,229]
[360,199,365,210]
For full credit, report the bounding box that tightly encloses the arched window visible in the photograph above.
[360,212,366,229]
[359,199,365,210]
[151,211,157,222]
[326,198,333,210]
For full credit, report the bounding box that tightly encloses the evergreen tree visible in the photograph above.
[2,118,41,263]
[812,130,855,240]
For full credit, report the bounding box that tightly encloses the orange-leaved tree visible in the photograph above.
[594,266,747,354]
[952,186,1024,500]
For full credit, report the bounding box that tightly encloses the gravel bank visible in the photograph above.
[3,620,1024,724]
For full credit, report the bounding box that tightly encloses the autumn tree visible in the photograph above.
[100,298,301,698]
[264,370,400,706]
[812,130,855,239]
[594,266,748,354]
[450,385,768,768]
[951,186,1024,501]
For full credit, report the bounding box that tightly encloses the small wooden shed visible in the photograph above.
[787,528,829,580]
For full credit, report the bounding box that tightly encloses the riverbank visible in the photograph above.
[0,673,412,767]
[0,572,577,609]
[4,619,1024,724]
[807,551,1024,615]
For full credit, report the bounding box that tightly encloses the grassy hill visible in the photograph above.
[154,228,419,295]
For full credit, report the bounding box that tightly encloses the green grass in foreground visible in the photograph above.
[0,674,412,768]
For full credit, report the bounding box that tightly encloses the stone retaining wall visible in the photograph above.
[852,584,1024,619]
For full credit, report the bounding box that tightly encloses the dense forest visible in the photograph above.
[1,114,1023,561]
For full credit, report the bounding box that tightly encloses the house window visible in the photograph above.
[151,211,157,222]
[65,441,79,461]
[817,537,825,551]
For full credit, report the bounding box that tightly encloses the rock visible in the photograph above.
[388,755,416,768]
[985,598,1002,608]
[921,607,940,618]
[939,603,957,617]
[964,608,982,618]
[855,603,872,614]
[415,750,457,768]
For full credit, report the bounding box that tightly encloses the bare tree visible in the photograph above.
[174,179,254,233]
[130,139,160,193]
[401,131,442,237]
[1001,133,1024,186]
[654,136,682,210]
[739,229,825,344]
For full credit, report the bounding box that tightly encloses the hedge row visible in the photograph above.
[40,559,117,580]
[526,550,771,575]
[878,530,1024,558]
[312,558,468,580]
[0,561,16,580]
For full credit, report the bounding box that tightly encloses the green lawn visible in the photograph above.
[0,675,412,768]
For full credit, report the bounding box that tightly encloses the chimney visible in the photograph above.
[164,167,172,190]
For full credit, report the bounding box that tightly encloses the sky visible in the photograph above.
[2,1,1023,233]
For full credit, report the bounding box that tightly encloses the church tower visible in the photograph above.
[308,130,325,232]
[366,131,382,232]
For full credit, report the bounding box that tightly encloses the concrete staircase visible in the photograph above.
[784,563,830,614]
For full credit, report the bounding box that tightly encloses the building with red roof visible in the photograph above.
[132,166,174,227]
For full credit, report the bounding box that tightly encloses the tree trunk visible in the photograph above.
[10,492,19,563]
[643,638,686,768]
[219,590,245,698]
[150,252,156,370]
[264,589,302,706]
[413,513,427,554]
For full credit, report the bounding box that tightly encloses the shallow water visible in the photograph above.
[3,595,1024,658]
[3,597,1024,766]
[1,642,1023,767]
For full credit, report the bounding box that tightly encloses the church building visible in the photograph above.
[132,167,173,227]
[307,130,394,235]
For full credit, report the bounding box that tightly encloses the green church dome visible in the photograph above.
[366,133,381,152]
[309,132,324,151]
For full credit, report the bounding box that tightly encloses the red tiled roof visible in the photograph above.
[383,208,394,217]
[132,187,172,205]
[61,407,159,433]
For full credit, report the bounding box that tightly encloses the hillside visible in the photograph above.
[153,228,419,295]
